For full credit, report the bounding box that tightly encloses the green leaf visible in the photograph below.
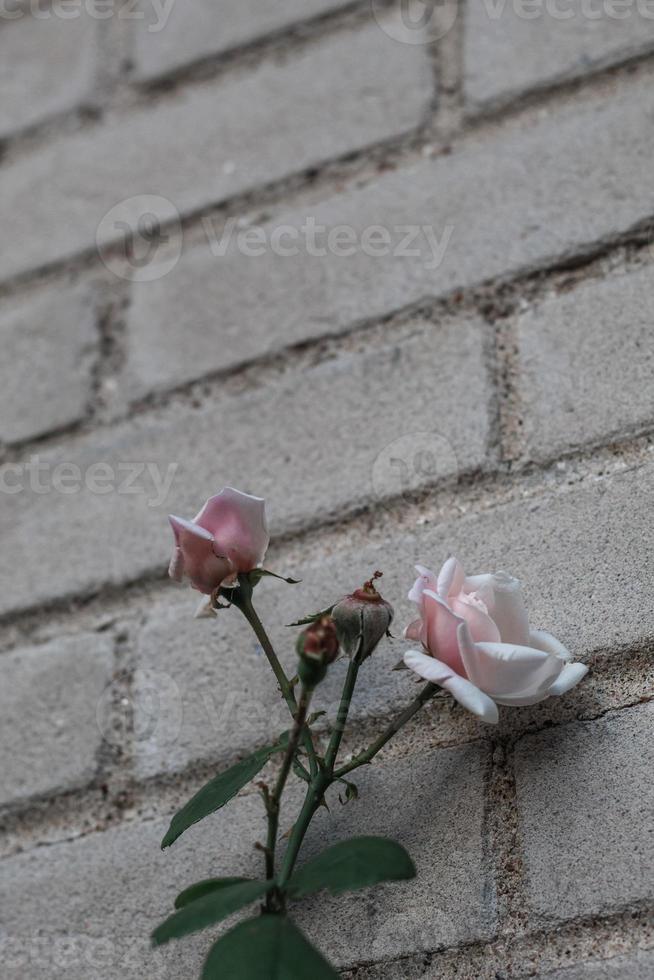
[287,836,416,899]
[161,739,288,848]
[152,880,269,946]
[202,914,339,979]
[286,605,335,627]
[175,877,253,910]
[337,779,359,805]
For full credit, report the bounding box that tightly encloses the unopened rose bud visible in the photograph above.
[296,616,340,687]
[332,571,394,662]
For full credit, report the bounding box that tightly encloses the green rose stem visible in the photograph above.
[230,575,318,777]
[334,682,438,779]
[323,655,361,772]
[277,680,439,891]
[262,682,313,910]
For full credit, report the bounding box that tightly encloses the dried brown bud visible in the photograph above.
[332,572,394,662]
[297,616,340,686]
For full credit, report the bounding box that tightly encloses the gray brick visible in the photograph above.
[1,21,431,281]
[126,72,654,396]
[0,318,491,615]
[514,703,654,922]
[132,455,654,781]
[133,0,354,81]
[517,267,654,462]
[0,744,492,977]
[0,633,114,806]
[464,0,654,109]
[0,13,97,138]
[541,950,654,979]
[0,285,96,444]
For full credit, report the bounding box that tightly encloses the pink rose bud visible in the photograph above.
[297,616,340,687]
[332,572,394,662]
[168,487,269,595]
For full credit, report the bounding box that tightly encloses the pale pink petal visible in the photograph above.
[403,650,498,724]
[530,629,572,662]
[403,618,424,642]
[458,625,563,701]
[194,595,217,619]
[436,556,465,597]
[462,573,496,611]
[194,487,269,572]
[408,564,438,605]
[168,516,234,594]
[547,662,589,696]
[492,690,554,707]
[422,590,466,674]
[451,594,501,644]
[486,572,530,645]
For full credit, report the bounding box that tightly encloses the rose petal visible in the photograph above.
[408,564,438,605]
[168,515,234,594]
[436,556,465,597]
[403,618,424,642]
[403,649,498,724]
[450,594,501,644]
[194,487,269,572]
[548,662,589,696]
[458,624,563,700]
[422,590,466,674]
[530,629,572,662]
[462,573,496,611]
[486,572,530,645]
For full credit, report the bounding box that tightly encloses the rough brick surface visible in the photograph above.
[0,744,491,977]
[126,74,654,396]
[0,285,96,444]
[133,0,354,80]
[1,21,431,280]
[0,13,97,138]
[132,459,653,781]
[3,1,654,975]
[0,633,114,806]
[517,267,654,461]
[541,951,654,979]
[464,0,654,108]
[543,950,654,980]
[514,703,654,922]
[0,319,491,615]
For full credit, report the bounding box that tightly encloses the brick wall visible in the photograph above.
[1,1,653,977]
